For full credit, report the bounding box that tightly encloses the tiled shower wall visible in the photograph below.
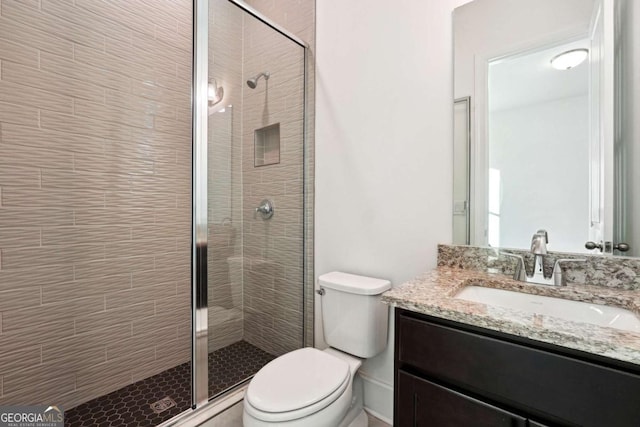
[241,12,306,356]
[0,0,192,409]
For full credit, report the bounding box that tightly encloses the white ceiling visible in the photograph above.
[489,39,590,112]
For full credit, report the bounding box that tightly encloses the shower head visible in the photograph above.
[246,71,270,89]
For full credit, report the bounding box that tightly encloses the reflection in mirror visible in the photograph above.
[453,0,640,257]
[453,97,471,245]
[487,39,589,251]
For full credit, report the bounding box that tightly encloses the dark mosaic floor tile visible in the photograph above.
[65,341,275,427]
[208,341,275,398]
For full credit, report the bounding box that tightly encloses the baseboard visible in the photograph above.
[358,371,394,425]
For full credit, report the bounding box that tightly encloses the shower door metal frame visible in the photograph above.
[192,0,210,409]
[188,0,310,420]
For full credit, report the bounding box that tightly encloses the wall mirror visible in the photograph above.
[453,0,640,257]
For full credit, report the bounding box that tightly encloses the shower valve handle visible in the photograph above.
[255,199,274,219]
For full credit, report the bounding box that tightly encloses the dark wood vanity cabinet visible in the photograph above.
[397,370,527,427]
[394,308,640,427]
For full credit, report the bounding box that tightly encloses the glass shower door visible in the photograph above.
[205,0,307,400]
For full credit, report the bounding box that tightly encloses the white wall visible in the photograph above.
[316,0,472,422]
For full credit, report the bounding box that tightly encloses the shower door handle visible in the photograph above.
[255,199,274,219]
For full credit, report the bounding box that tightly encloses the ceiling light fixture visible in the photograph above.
[550,48,589,70]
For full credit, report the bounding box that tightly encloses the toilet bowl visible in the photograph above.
[243,272,391,427]
[243,348,362,426]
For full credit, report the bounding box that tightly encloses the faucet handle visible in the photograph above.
[501,252,527,281]
[552,258,587,286]
[536,229,549,243]
[531,229,549,255]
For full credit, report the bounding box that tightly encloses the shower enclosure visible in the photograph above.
[0,0,310,425]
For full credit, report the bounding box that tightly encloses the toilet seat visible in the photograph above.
[245,348,351,422]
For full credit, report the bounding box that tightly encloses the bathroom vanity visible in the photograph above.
[394,308,640,426]
[383,249,640,427]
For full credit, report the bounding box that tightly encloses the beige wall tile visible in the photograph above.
[1,0,105,50]
[42,335,109,371]
[0,16,73,58]
[0,265,74,292]
[1,123,102,155]
[41,0,133,43]
[1,243,106,270]
[74,99,154,130]
[40,110,132,141]
[2,296,105,332]
[73,152,154,175]
[74,43,149,83]
[41,169,128,191]
[1,365,76,405]
[40,52,131,93]
[2,61,105,102]
[0,101,39,128]
[41,274,132,304]
[0,346,42,376]
[0,287,42,312]
[132,32,191,68]
[132,265,188,288]
[0,166,41,189]
[155,24,192,53]
[105,282,177,310]
[74,0,155,37]
[0,319,75,353]
[73,255,155,280]
[0,143,73,171]
[75,347,154,389]
[0,38,39,67]
[75,301,155,335]
[105,89,176,119]
[0,81,74,114]
[1,187,105,209]
[58,369,131,410]
[131,336,189,382]
[41,225,131,246]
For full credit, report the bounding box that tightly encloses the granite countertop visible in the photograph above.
[382,267,640,366]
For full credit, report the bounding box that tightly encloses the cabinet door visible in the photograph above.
[397,370,527,427]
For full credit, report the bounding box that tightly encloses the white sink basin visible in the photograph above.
[455,286,640,333]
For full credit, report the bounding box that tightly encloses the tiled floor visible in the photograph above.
[367,412,392,427]
[65,341,274,427]
[201,402,392,427]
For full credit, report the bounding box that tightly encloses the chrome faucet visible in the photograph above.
[502,230,586,286]
[530,230,550,284]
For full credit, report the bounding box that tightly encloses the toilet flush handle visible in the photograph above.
[316,288,325,296]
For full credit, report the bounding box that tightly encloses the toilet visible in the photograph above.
[243,272,391,427]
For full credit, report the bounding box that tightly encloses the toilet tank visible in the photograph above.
[319,272,391,358]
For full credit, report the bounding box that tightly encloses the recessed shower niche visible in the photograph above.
[254,123,281,167]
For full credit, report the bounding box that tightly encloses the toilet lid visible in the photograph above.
[246,348,350,414]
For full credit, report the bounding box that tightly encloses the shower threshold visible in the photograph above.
[65,341,275,427]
